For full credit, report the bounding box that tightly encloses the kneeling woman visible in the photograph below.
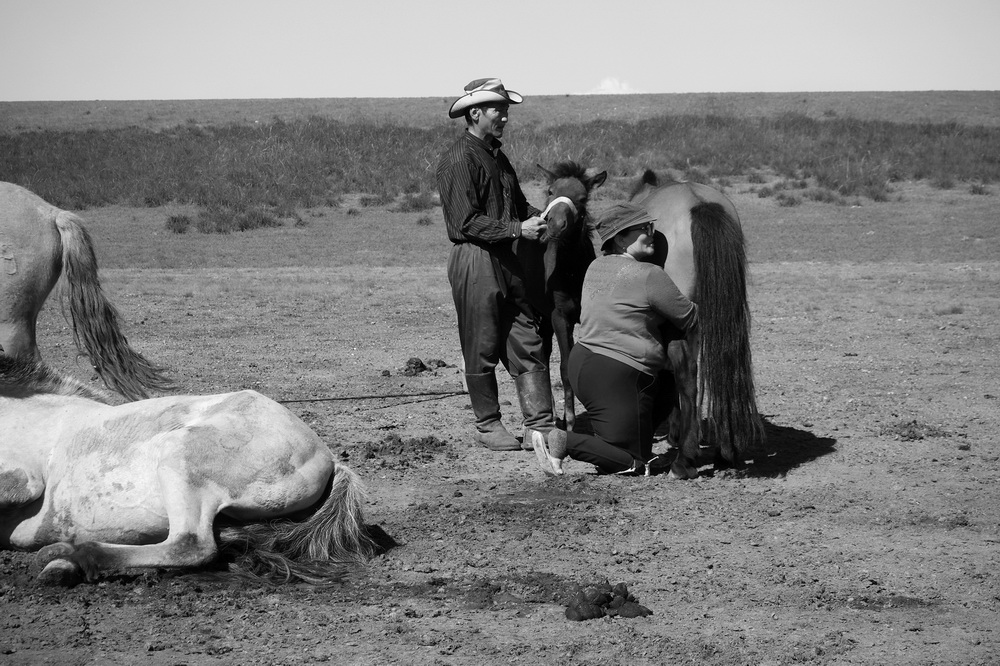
[534,204,697,475]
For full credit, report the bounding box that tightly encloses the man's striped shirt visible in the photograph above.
[436,131,540,245]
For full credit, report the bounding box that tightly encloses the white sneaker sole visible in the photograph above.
[530,430,564,476]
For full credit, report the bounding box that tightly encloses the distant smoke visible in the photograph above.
[585,78,642,95]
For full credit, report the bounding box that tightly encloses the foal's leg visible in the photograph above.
[551,308,575,431]
[667,339,701,480]
[37,463,223,584]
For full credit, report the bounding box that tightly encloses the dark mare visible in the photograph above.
[0,182,170,400]
[520,161,606,431]
[630,170,764,478]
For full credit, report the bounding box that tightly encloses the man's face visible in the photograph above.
[473,103,509,139]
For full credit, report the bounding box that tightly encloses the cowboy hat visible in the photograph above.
[448,78,523,119]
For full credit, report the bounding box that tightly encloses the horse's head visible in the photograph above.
[537,161,607,244]
[530,162,608,306]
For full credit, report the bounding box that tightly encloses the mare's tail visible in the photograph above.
[54,211,171,400]
[690,202,765,462]
[221,462,376,585]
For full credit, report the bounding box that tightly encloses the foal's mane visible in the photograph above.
[0,355,118,403]
[547,160,589,182]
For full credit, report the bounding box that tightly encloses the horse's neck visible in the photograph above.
[577,219,597,265]
[559,216,596,277]
[0,359,117,404]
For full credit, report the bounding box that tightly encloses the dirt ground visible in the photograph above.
[2,182,999,665]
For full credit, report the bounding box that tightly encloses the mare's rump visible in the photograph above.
[634,177,763,474]
[0,182,169,399]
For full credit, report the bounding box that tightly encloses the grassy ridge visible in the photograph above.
[4,92,999,133]
[2,112,998,215]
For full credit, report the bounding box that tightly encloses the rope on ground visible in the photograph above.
[278,389,468,406]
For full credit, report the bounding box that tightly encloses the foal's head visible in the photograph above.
[537,161,607,244]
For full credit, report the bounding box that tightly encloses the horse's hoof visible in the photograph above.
[36,542,75,565]
[38,559,84,587]
[714,450,745,471]
[669,461,699,480]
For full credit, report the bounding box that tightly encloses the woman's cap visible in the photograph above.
[596,204,657,243]
[448,78,523,119]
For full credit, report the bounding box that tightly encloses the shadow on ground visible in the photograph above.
[573,412,835,480]
[744,419,837,478]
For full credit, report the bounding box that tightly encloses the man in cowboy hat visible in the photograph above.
[436,77,555,452]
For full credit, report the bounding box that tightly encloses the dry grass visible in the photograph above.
[3,91,999,134]
[64,177,999,276]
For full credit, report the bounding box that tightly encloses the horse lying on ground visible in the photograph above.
[0,355,374,585]
[520,161,606,431]
[0,182,169,400]
[630,170,765,478]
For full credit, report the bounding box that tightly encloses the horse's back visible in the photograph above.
[84,390,334,501]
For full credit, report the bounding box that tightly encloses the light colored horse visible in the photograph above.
[0,182,169,401]
[520,161,606,431]
[630,170,765,478]
[0,355,374,585]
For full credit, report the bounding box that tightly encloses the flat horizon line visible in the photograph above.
[3,89,998,104]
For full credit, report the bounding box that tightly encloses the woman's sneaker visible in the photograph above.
[613,459,645,476]
[532,428,567,475]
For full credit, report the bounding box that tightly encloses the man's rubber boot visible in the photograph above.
[515,370,555,451]
[465,372,520,451]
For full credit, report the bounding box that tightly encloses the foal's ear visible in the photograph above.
[537,164,557,183]
[587,170,608,190]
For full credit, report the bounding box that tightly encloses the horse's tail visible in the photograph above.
[689,202,765,462]
[54,211,171,401]
[221,462,376,585]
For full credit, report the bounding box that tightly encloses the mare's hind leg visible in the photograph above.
[37,464,224,584]
[1,240,59,360]
[0,320,41,360]
[666,339,701,480]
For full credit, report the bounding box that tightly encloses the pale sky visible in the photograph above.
[2,0,998,101]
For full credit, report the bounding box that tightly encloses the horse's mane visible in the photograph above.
[0,355,118,404]
[628,169,661,200]
[628,168,685,201]
[547,160,589,181]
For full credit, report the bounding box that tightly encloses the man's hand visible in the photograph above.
[520,216,546,241]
